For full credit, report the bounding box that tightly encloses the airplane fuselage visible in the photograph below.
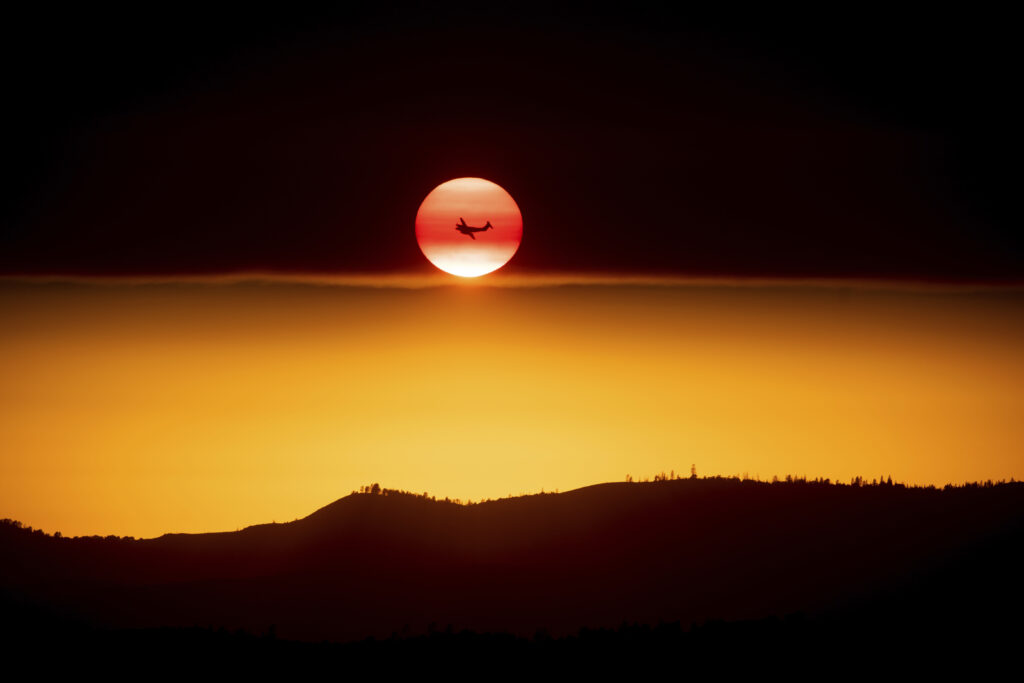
[455,218,493,240]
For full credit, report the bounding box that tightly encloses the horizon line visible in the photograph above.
[2,271,1023,293]
[6,474,1021,540]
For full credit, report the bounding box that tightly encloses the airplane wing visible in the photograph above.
[468,232,476,240]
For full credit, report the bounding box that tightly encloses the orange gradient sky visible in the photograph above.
[1,277,1022,538]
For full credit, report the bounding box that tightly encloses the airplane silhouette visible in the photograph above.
[455,217,493,240]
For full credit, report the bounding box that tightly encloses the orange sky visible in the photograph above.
[1,276,1022,538]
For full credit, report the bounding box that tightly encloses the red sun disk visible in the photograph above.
[415,177,523,277]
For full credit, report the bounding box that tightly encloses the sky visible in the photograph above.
[1,5,1021,536]
[2,4,1019,279]
[2,277,1022,538]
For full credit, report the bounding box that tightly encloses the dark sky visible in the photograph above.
[2,4,1019,279]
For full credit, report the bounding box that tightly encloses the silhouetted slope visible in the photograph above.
[2,479,1023,642]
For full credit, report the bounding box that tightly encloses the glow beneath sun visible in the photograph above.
[415,177,523,277]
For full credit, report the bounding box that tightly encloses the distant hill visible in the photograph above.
[2,478,1023,644]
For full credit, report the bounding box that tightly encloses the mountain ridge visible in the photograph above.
[3,478,1022,641]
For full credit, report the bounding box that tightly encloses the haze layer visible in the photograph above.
[1,278,1021,537]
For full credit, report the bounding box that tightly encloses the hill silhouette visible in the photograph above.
[2,477,1023,650]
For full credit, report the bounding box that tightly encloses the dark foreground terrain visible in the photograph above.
[2,478,1023,668]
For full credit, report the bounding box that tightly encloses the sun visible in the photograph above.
[415,177,523,277]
